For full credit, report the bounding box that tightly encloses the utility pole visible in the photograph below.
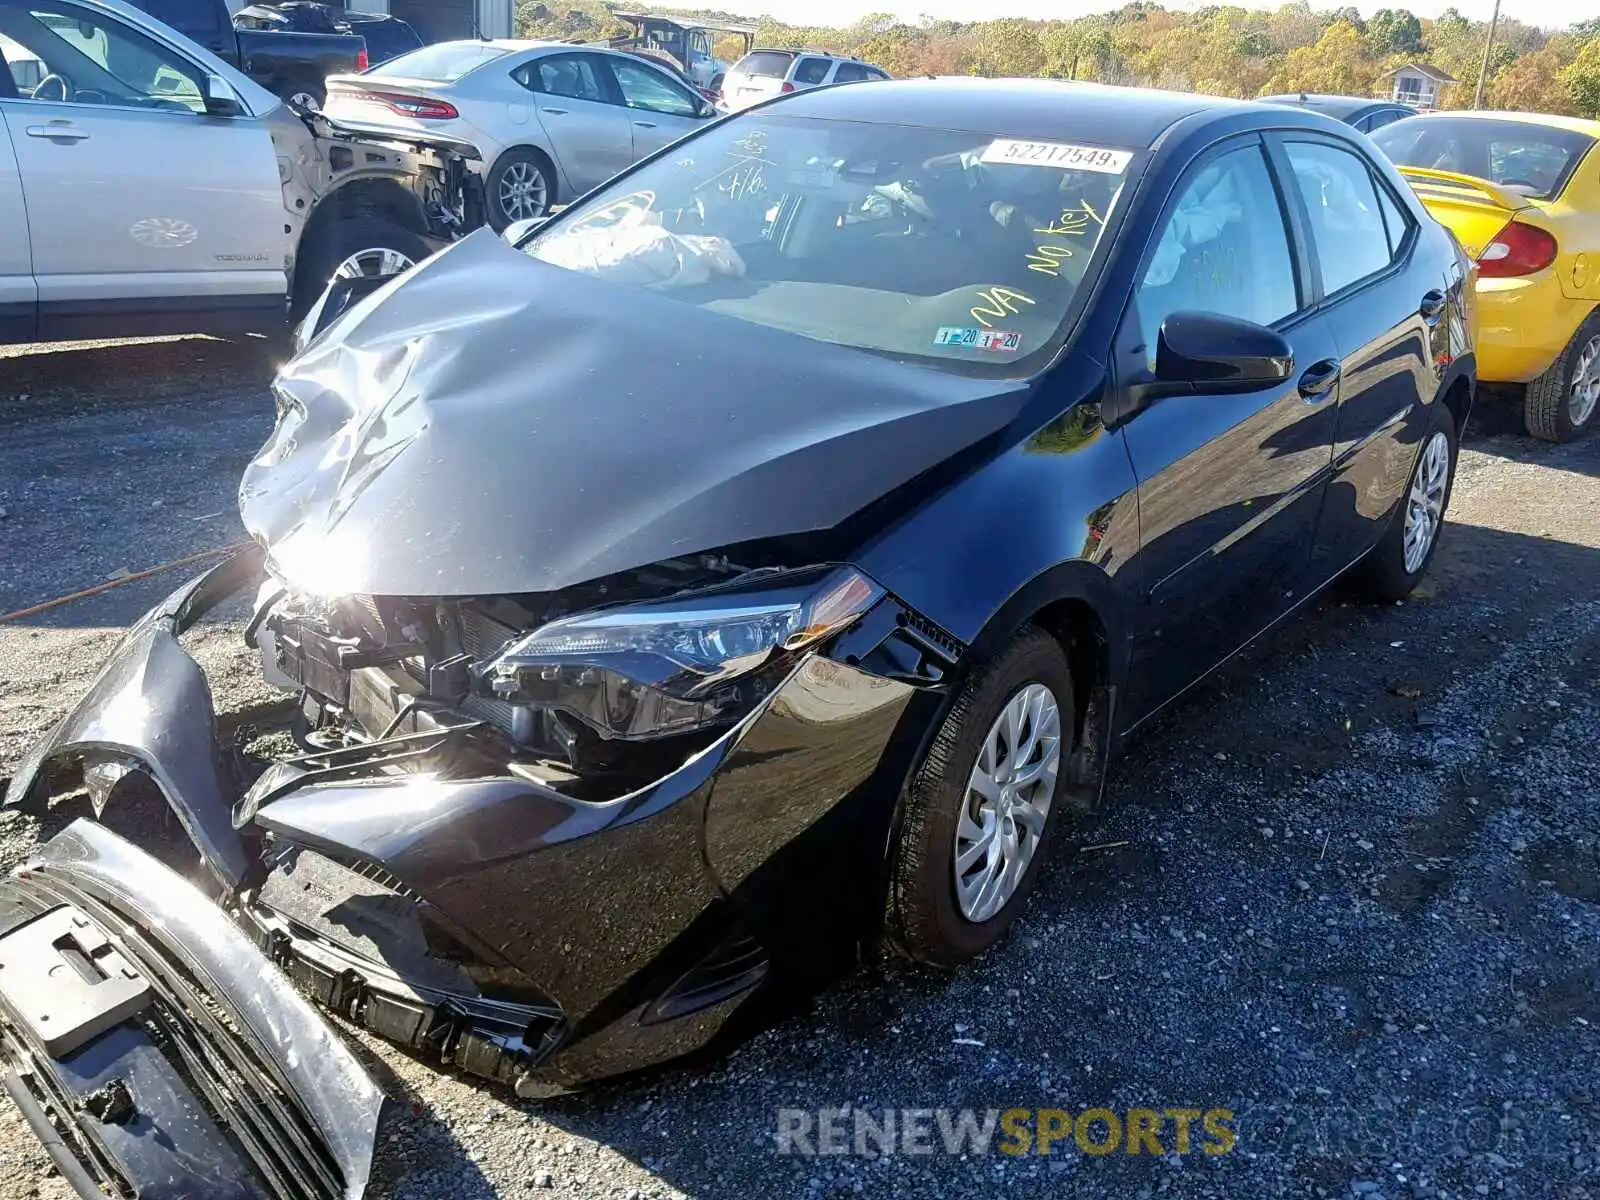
[1472,0,1502,110]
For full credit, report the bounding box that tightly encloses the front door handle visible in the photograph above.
[25,122,90,141]
[1419,289,1446,323]
[1298,358,1341,402]
[633,120,658,128]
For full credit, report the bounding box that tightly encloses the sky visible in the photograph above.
[721,0,1598,30]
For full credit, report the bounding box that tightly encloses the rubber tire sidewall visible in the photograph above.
[1524,312,1600,443]
[486,148,555,233]
[285,75,326,110]
[886,626,1075,968]
[290,214,430,321]
[1359,400,1458,603]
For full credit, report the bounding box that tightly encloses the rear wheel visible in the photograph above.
[285,75,326,111]
[1357,400,1457,601]
[487,147,555,232]
[885,627,1073,966]
[1524,313,1600,442]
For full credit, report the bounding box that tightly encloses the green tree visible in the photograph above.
[1558,38,1600,117]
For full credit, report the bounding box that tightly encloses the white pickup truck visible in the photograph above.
[0,0,483,342]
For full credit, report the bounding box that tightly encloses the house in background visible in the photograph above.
[1378,63,1458,110]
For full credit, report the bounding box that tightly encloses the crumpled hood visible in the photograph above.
[243,230,1029,597]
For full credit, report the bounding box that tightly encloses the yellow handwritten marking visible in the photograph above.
[971,286,1036,329]
[1025,244,1076,276]
[1079,198,1106,227]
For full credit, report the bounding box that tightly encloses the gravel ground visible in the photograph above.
[0,340,1595,1200]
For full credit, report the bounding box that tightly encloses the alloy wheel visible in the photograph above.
[1402,429,1451,574]
[953,682,1062,924]
[332,246,417,280]
[1568,335,1600,428]
[290,90,321,111]
[499,162,549,223]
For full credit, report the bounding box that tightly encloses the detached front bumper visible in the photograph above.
[6,552,943,1098]
[0,820,385,1199]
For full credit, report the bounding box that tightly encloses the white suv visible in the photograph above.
[718,49,888,112]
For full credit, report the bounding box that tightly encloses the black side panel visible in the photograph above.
[0,298,36,343]
[37,294,285,342]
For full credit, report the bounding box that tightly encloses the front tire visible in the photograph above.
[1357,401,1458,602]
[290,214,429,319]
[1524,313,1600,442]
[885,626,1074,967]
[486,148,555,232]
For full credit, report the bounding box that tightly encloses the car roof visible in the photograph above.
[1257,93,1398,118]
[769,77,1253,149]
[1397,109,1600,138]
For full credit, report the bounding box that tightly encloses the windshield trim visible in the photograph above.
[522,113,1145,381]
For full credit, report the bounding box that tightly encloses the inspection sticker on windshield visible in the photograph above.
[935,327,1022,352]
[981,140,1132,174]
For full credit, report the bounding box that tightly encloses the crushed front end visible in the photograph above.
[6,547,958,1105]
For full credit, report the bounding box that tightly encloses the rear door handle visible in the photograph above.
[1419,289,1446,322]
[25,123,90,141]
[1298,358,1341,401]
[633,120,658,128]
[541,107,567,116]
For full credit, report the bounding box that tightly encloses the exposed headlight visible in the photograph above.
[483,567,883,740]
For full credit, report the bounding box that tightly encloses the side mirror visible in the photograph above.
[502,216,549,245]
[1155,311,1294,390]
[696,98,715,118]
[204,73,245,117]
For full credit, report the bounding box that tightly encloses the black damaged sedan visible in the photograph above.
[3,77,1473,1197]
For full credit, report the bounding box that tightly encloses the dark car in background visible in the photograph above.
[1260,91,1416,133]
[2,78,1474,1197]
[128,0,366,106]
[235,1,423,67]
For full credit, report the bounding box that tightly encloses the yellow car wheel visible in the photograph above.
[1525,312,1600,442]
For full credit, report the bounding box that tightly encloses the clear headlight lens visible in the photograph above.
[483,567,883,740]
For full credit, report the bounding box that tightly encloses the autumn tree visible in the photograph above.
[1490,47,1578,115]
[1559,38,1600,118]
[1263,20,1377,97]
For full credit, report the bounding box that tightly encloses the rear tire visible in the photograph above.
[1356,401,1457,602]
[290,214,429,320]
[885,626,1074,967]
[285,74,326,111]
[1524,312,1600,442]
[486,147,555,232]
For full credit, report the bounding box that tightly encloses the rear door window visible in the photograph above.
[520,53,609,103]
[1284,141,1394,295]
[735,50,793,78]
[792,56,829,85]
[832,62,878,83]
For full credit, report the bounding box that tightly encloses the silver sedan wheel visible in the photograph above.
[499,161,549,223]
[1569,335,1600,428]
[333,247,416,280]
[953,682,1062,924]
[1402,429,1451,574]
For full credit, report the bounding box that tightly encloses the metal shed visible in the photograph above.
[346,0,514,41]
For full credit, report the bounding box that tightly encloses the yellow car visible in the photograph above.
[1373,111,1600,441]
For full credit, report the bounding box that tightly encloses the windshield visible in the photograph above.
[525,115,1133,375]
[1374,117,1596,202]
[368,41,509,82]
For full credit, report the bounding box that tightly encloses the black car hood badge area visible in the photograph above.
[244,230,1028,597]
